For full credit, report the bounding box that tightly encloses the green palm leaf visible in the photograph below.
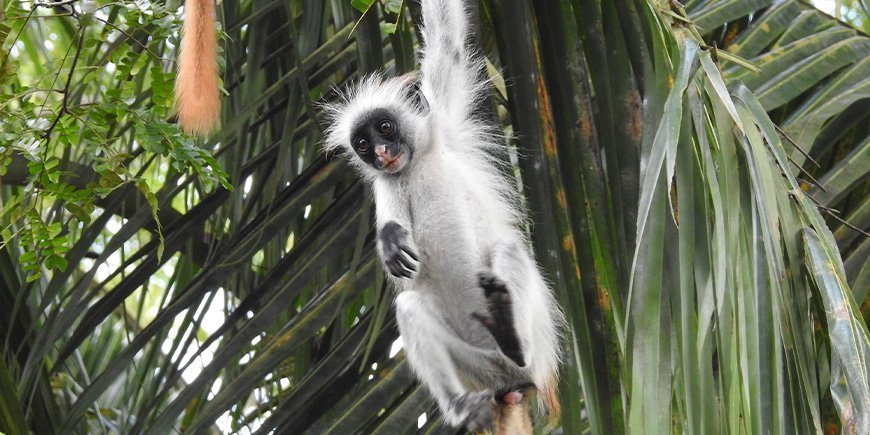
[0,0,866,433]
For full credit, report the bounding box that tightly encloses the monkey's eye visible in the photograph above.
[355,137,370,152]
[379,120,395,135]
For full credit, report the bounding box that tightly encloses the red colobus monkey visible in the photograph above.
[175,0,220,136]
[322,0,563,431]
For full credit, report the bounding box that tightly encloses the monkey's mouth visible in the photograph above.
[382,153,405,173]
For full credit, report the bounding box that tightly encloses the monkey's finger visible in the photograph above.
[400,246,420,261]
[396,252,417,268]
[393,269,412,279]
[393,255,414,272]
[394,259,415,278]
[386,261,409,278]
[402,255,420,271]
[395,255,417,274]
[453,391,495,433]
[387,266,402,278]
[398,262,416,277]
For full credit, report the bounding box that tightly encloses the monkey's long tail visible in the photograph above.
[175,0,220,136]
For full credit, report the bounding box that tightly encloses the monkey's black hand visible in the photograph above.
[449,391,494,433]
[473,272,526,367]
[379,222,420,278]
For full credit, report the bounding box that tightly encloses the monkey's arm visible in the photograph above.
[418,0,482,121]
[373,179,419,278]
[175,0,220,136]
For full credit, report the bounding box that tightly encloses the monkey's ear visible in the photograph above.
[409,81,430,113]
[399,72,430,113]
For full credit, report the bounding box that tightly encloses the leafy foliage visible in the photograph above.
[0,0,867,434]
[0,0,230,280]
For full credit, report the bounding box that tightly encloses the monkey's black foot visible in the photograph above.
[473,272,526,367]
[450,391,494,433]
[379,222,419,278]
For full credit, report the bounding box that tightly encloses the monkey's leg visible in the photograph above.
[473,272,526,367]
[479,241,563,418]
[474,239,547,368]
[395,290,499,431]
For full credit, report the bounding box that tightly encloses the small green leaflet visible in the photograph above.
[351,0,375,13]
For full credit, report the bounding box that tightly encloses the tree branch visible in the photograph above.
[32,0,79,8]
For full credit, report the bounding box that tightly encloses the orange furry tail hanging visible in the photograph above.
[175,0,220,136]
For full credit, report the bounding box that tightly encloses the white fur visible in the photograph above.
[321,0,563,427]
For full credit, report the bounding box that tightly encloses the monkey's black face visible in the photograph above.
[350,109,413,175]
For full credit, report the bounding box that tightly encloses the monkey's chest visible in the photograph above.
[408,184,484,278]
[406,178,498,348]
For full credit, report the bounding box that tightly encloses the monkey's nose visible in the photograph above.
[375,145,392,168]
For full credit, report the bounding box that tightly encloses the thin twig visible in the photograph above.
[95,15,167,61]
[8,13,73,19]
[36,27,79,136]
[822,208,870,238]
[786,152,827,192]
[805,193,870,238]
[815,202,840,214]
[775,124,820,168]
[33,0,79,8]
[7,7,37,53]
[43,26,86,140]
